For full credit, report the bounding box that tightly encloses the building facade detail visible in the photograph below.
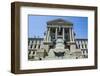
[28,19,88,60]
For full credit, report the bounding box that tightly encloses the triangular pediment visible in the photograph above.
[47,18,73,26]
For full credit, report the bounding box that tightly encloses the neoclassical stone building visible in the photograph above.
[28,19,88,60]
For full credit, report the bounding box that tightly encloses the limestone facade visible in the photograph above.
[28,19,88,60]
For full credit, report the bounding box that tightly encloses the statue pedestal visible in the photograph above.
[47,38,70,59]
[45,38,82,60]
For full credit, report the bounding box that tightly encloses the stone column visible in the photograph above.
[47,28,50,41]
[82,41,85,49]
[63,27,65,40]
[55,27,57,40]
[69,28,72,42]
[32,41,35,49]
[28,40,32,49]
[43,31,47,41]
[71,29,75,42]
[46,30,48,41]
[36,40,39,49]
[79,41,82,49]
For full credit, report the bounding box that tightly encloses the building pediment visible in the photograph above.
[47,18,73,26]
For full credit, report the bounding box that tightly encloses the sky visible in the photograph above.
[28,15,88,39]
